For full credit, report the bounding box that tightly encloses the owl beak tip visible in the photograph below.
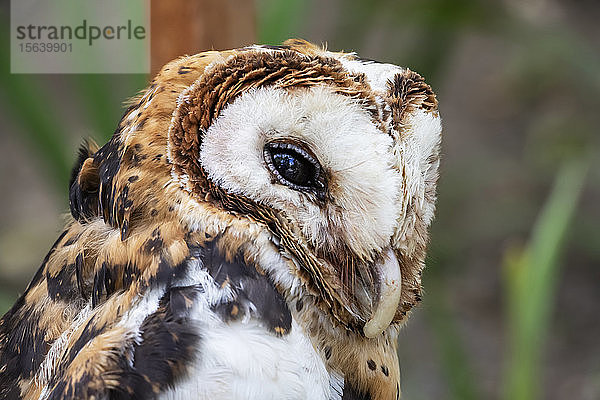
[363,248,402,338]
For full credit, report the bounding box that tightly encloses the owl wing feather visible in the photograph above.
[0,212,292,399]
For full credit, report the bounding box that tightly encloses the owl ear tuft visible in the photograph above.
[70,140,100,222]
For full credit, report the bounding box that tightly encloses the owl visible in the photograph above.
[0,39,440,400]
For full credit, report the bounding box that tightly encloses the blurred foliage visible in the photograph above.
[1,0,599,398]
[258,0,308,45]
[503,158,588,400]
[0,24,71,187]
[0,9,147,189]
[426,275,482,400]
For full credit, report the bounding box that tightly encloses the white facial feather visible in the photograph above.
[392,109,442,254]
[199,85,401,259]
[326,55,443,255]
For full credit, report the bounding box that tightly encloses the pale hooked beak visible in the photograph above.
[363,248,402,338]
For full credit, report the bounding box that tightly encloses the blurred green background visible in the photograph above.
[1,0,599,399]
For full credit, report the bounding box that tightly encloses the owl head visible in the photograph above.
[70,39,440,340]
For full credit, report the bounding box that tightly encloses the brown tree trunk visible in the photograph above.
[150,0,256,76]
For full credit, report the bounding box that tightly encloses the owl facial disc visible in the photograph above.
[363,248,402,338]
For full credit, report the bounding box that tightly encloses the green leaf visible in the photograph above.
[503,157,589,400]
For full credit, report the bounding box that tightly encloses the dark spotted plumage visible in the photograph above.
[0,39,441,400]
[342,384,372,400]
[107,286,201,400]
[203,241,292,335]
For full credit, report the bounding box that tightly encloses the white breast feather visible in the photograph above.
[159,259,333,400]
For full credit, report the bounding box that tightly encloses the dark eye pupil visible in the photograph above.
[272,152,312,186]
[264,141,326,198]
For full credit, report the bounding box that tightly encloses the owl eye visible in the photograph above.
[264,141,326,197]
